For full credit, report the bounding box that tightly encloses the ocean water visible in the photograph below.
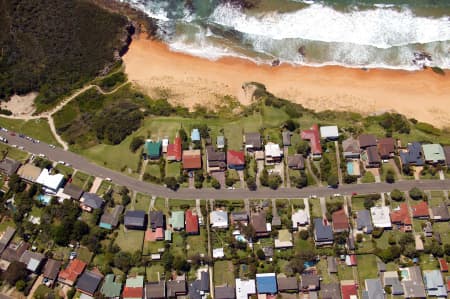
[121,0,450,70]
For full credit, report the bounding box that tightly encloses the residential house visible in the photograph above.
[430,204,450,221]
[1,241,29,263]
[342,137,360,159]
[0,227,16,254]
[422,144,446,164]
[400,142,424,166]
[313,218,333,246]
[167,280,187,298]
[227,150,245,170]
[191,129,201,142]
[17,164,41,183]
[19,250,45,273]
[170,211,185,231]
[76,270,103,296]
[291,209,308,230]
[401,266,426,298]
[332,209,349,233]
[327,257,337,274]
[186,210,199,235]
[390,203,412,232]
[438,259,448,272]
[277,277,298,293]
[99,205,124,230]
[300,273,320,291]
[210,211,229,229]
[340,281,358,299]
[358,134,377,150]
[370,206,392,228]
[356,210,373,234]
[212,248,224,259]
[80,192,104,212]
[42,259,61,287]
[265,142,283,165]
[149,211,165,231]
[63,183,84,200]
[58,259,87,286]
[215,286,235,299]
[123,276,144,299]
[301,124,322,158]
[124,210,147,230]
[423,221,433,237]
[378,138,396,159]
[282,131,292,146]
[382,271,403,296]
[262,247,273,259]
[320,283,341,299]
[230,212,248,225]
[287,154,305,170]
[244,132,262,151]
[36,168,65,193]
[275,229,293,248]
[162,138,169,153]
[101,274,122,298]
[167,137,182,162]
[145,140,162,160]
[235,279,255,299]
[146,281,166,299]
[206,146,226,173]
[251,212,269,238]
[345,255,357,267]
[182,150,202,170]
[256,273,277,294]
[320,125,339,140]
[188,271,210,299]
[0,158,20,176]
[217,136,225,149]
[423,270,447,297]
[363,146,381,168]
[444,146,450,167]
[412,201,429,219]
[363,279,385,299]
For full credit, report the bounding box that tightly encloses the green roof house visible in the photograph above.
[101,274,122,298]
[170,211,185,231]
[165,230,172,242]
[145,140,162,160]
[126,276,144,288]
[422,144,445,164]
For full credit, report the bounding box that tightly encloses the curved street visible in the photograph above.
[1,131,449,200]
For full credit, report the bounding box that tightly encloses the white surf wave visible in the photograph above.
[210,3,450,48]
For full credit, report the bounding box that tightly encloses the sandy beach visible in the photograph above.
[123,35,450,128]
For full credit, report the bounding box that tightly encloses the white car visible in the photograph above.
[18,146,24,150]
[105,177,112,182]
[49,144,56,149]
[57,161,65,165]
[38,153,46,158]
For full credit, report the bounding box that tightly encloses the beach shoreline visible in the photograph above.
[123,35,450,128]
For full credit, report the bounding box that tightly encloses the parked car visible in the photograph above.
[69,252,77,260]
[49,144,56,149]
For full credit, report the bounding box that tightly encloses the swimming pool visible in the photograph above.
[37,194,52,205]
[347,162,354,175]
[235,235,247,243]
[400,268,410,280]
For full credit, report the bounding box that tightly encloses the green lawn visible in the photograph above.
[166,162,181,177]
[134,193,151,211]
[214,261,235,286]
[309,199,322,218]
[0,143,29,161]
[186,229,207,257]
[170,199,195,209]
[147,264,165,282]
[143,241,165,255]
[96,180,112,196]
[381,163,397,182]
[71,171,91,188]
[114,225,144,253]
[76,246,93,264]
[433,222,450,245]
[0,117,59,145]
[171,232,186,257]
[337,264,354,281]
[154,198,168,214]
[0,219,15,233]
[54,164,74,177]
[316,259,338,284]
[361,171,375,183]
[146,163,162,178]
[428,190,445,207]
[357,254,379,286]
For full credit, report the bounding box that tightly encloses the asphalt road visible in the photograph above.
[1,131,449,200]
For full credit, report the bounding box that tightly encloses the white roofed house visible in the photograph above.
[235,279,255,299]
[36,169,64,194]
[320,126,339,140]
[291,209,309,230]
[370,206,392,228]
[210,211,229,229]
[264,142,283,165]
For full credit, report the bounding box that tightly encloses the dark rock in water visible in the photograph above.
[272,59,280,67]
[298,46,306,57]
[220,0,260,9]
[184,0,194,12]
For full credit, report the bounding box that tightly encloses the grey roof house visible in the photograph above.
[277,277,298,292]
[124,210,147,230]
[313,218,333,246]
[244,132,262,151]
[287,154,305,170]
[0,227,16,254]
[63,183,84,200]
[167,280,187,298]
[356,210,373,234]
[19,250,45,273]
[342,137,360,158]
[401,266,426,298]
[327,257,337,274]
[42,259,62,286]
[0,158,21,176]
[99,205,124,230]
[400,142,424,166]
[149,211,165,230]
[430,204,450,221]
[300,274,320,291]
[382,271,403,296]
[215,286,235,299]
[320,283,341,299]
[363,278,385,299]
[146,281,166,299]
[282,131,292,146]
[359,134,377,150]
[76,270,103,296]
[80,192,104,212]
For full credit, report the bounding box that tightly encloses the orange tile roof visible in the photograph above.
[58,259,86,283]
[182,151,201,169]
[390,203,412,225]
[332,209,349,231]
[185,210,199,234]
[123,286,144,298]
[412,201,429,218]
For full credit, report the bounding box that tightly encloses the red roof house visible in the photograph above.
[301,124,322,157]
[341,282,358,299]
[332,209,349,232]
[167,137,182,162]
[123,287,144,299]
[439,258,448,272]
[58,259,87,286]
[182,150,202,170]
[447,278,450,293]
[227,150,245,170]
[185,210,199,235]
[412,201,429,218]
[390,203,412,232]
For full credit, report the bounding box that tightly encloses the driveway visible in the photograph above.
[27,275,43,299]
[211,171,225,188]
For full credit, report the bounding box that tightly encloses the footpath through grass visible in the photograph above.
[0,117,59,145]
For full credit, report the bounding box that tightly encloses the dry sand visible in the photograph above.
[0,92,37,117]
[123,35,450,128]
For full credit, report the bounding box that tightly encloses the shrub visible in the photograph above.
[431,66,445,76]
[164,177,179,191]
[268,173,282,190]
[372,227,384,238]
[390,189,404,201]
[130,136,145,153]
[211,178,221,189]
[385,169,395,183]
[299,230,309,240]
[409,187,423,200]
